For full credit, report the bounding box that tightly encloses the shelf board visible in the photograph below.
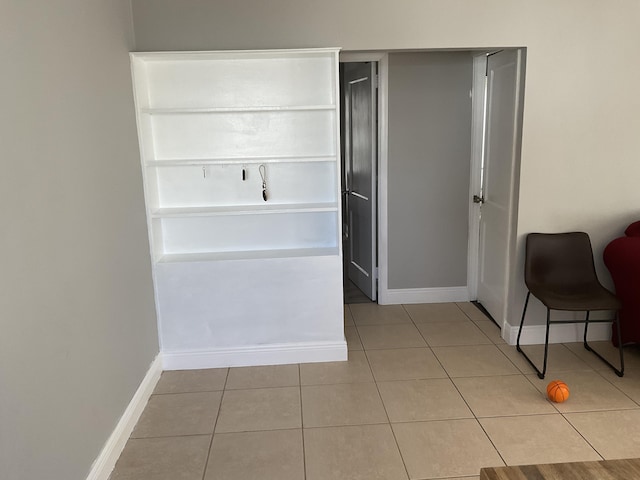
[145,155,337,167]
[156,247,339,263]
[151,202,338,218]
[141,105,336,114]
[132,48,340,63]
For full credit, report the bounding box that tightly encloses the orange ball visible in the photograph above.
[546,380,570,403]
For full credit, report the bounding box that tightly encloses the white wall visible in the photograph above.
[387,51,472,289]
[132,0,640,328]
[0,2,159,479]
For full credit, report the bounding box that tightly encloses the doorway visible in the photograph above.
[340,60,379,304]
[339,50,525,328]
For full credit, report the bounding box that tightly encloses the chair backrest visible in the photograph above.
[525,232,599,290]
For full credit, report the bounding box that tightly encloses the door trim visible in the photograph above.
[508,322,611,346]
[340,51,389,304]
[467,53,488,300]
[383,286,469,305]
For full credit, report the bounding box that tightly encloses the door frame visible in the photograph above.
[340,52,390,303]
[342,49,523,311]
[467,53,489,301]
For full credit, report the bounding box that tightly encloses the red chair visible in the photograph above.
[604,221,640,346]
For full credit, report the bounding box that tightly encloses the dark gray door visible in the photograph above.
[343,62,377,300]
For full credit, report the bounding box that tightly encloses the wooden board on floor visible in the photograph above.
[480,458,640,480]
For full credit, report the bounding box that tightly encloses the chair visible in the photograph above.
[517,232,624,379]
[604,221,640,346]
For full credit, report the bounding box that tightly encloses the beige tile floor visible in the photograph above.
[110,302,640,480]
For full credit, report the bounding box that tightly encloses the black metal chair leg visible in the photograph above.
[583,310,624,377]
[515,296,623,378]
[615,314,625,376]
[517,292,530,350]
[516,291,547,379]
[540,308,551,379]
[583,311,591,351]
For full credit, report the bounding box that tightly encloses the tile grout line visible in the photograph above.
[473,412,508,468]
[128,432,216,441]
[152,389,226,396]
[409,307,435,351]
[409,303,532,468]
[379,416,520,427]
[200,367,230,480]
[217,383,303,392]
[444,351,509,469]
[362,339,412,480]
[495,341,537,376]
[369,304,502,476]
[406,305,452,378]
[299,363,308,480]
[346,303,354,326]
[559,410,605,461]
[586,353,640,408]
[350,320,366,351]
[400,303,413,324]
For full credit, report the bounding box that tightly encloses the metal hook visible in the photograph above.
[259,164,267,201]
[202,166,206,179]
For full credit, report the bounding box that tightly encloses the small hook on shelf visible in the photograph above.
[259,164,268,202]
[202,165,206,179]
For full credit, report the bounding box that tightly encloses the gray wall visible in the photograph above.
[388,52,473,289]
[0,2,159,479]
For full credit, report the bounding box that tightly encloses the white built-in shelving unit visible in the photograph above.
[130,49,346,369]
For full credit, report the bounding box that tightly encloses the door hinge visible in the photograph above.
[374,267,379,279]
[372,74,378,89]
[473,195,484,204]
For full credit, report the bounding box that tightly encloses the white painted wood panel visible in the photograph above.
[149,110,336,160]
[155,255,344,352]
[143,53,335,109]
[131,48,345,367]
[154,161,337,207]
[156,211,338,255]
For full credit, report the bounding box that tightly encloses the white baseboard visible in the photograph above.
[506,322,612,346]
[379,286,469,305]
[162,340,348,370]
[86,354,162,480]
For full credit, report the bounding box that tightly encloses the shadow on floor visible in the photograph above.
[344,279,373,305]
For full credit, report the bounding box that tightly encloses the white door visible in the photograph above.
[476,49,525,325]
[343,62,377,300]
